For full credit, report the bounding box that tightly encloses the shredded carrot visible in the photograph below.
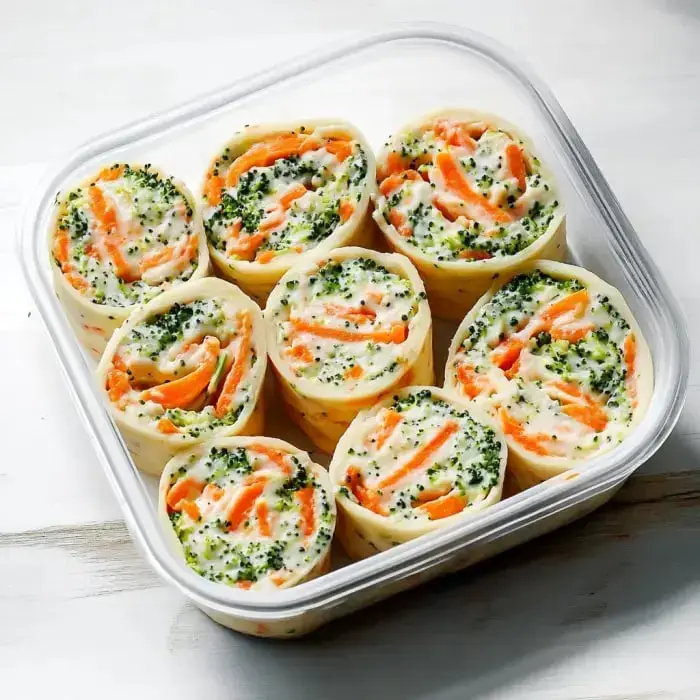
[433,120,478,151]
[459,249,493,261]
[65,271,89,292]
[435,151,512,224]
[550,323,594,343]
[180,500,201,521]
[270,573,287,587]
[456,363,492,399]
[412,484,452,505]
[346,466,385,515]
[53,228,70,266]
[367,408,402,451]
[106,369,131,404]
[624,333,637,405]
[203,483,225,502]
[433,119,483,153]
[54,226,87,289]
[166,477,204,511]
[215,311,252,418]
[562,403,608,432]
[505,143,527,192]
[339,199,354,222]
[228,232,266,260]
[259,207,285,232]
[279,182,307,209]
[255,499,271,537]
[226,134,306,187]
[290,318,407,344]
[324,139,353,162]
[157,417,180,434]
[344,364,364,380]
[420,492,467,520]
[376,421,459,491]
[504,356,521,380]
[88,185,138,282]
[499,408,550,456]
[203,173,224,207]
[237,580,253,590]
[490,337,525,372]
[227,478,267,531]
[247,443,292,475]
[96,165,125,182]
[139,234,199,274]
[366,290,383,304]
[256,250,275,264]
[378,152,406,180]
[141,336,220,409]
[285,344,314,363]
[388,208,412,237]
[379,169,423,197]
[296,486,315,538]
[432,193,470,223]
[323,303,376,325]
[540,289,589,324]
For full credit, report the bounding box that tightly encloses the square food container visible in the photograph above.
[18,22,689,637]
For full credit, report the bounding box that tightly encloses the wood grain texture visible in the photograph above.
[1,469,700,699]
[2,0,700,697]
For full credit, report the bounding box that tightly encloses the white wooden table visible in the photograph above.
[3,1,699,697]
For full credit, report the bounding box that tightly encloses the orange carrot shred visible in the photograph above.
[157,417,180,434]
[256,499,271,537]
[290,318,407,344]
[286,344,314,363]
[344,364,364,380]
[227,478,267,531]
[256,250,275,264]
[346,466,385,515]
[215,311,251,418]
[296,487,315,538]
[376,421,459,491]
[388,208,412,237]
[247,443,292,475]
[180,500,201,521]
[379,169,423,197]
[435,151,512,224]
[456,363,492,399]
[141,336,220,409]
[505,143,527,192]
[420,492,467,520]
[499,408,551,456]
[339,199,354,222]
[368,409,402,451]
[166,477,204,511]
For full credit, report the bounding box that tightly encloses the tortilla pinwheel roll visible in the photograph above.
[373,109,566,320]
[265,246,434,454]
[49,163,209,357]
[444,261,653,489]
[96,278,266,475]
[329,386,507,560]
[159,437,335,591]
[201,120,376,304]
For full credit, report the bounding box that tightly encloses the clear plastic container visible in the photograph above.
[18,22,689,638]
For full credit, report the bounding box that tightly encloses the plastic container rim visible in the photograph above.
[16,21,690,619]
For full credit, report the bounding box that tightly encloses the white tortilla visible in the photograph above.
[49,163,210,359]
[202,120,377,306]
[373,108,566,321]
[444,260,654,486]
[95,277,266,476]
[329,386,507,560]
[265,246,434,454]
